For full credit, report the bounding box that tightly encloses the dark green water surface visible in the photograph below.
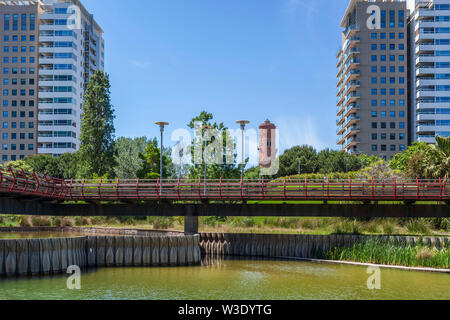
[0,258,448,300]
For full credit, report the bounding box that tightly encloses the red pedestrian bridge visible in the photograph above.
[0,167,448,234]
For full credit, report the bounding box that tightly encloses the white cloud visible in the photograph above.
[130,60,151,69]
[274,115,327,153]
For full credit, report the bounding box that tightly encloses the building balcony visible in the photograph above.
[344,24,360,39]
[343,36,360,54]
[343,126,360,139]
[417,136,438,144]
[343,114,360,129]
[344,137,360,149]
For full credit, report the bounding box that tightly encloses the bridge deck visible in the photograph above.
[0,167,449,203]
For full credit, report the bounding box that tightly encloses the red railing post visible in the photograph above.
[219,177,222,200]
[371,177,374,201]
[8,168,16,192]
[116,178,120,200]
[81,179,86,200]
[348,177,352,201]
[327,177,330,201]
[261,177,265,200]
[32,173,39,195]
[156,178,160,200]
[439,177,443,201]
[240,177,244,201]
[51,177,57,198]
[304,177,308,200]
[394,178,397,201]
[69,179,73,200]
[136,178,140,201]
[177,178,181,201]
[198,178,201,200]
[21,169,29,193]
[57,178,64,199]
[416,178,419,201]
[283,177,287,200]
[98,178,103,199]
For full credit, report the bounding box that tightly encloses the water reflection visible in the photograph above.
[0,256,448,300]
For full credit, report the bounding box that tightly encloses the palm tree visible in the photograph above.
[424,136,450,180]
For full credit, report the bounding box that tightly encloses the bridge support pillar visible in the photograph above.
[184,216,199,235]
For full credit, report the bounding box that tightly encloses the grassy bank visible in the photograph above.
[0,215,449,237]
[326,239,449,269]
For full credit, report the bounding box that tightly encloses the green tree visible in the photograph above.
[187,111,242,180]
[3,160,33,173]
[277,145,318,177]
[23,154,61,177]
[317,149,366,174]
[114,137,148,179]
[137,138,173,179]
[389,141,429,172]
[424,136,450,179]
[79,71,116,178]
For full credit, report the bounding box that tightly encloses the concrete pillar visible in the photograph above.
[124,236,133,267]
[142,237,151,266]
[0,241,4,277]
[177,237,186,266]
[29,239,40,275]
[160,237,169,266]
[5,240,17,276]
[133,236,143,267]
[105,237,114,267]
[80,237,87,268]
[114,236,124,267]
[17,240,28,276]
[60,238,67,272]
[184,216,199,235]
[66,238,73,267]
[97,237,106,267]
[186,236,194,265]
[193,235,201,264]
[39,239,51,274]
[169,237,178,266]
[50,238,61,274]
[87,237,97,268]
[151,237,160,266]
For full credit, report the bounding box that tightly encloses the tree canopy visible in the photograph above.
[79,71,116,178]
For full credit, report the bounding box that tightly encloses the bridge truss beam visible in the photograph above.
[0,198,447,218]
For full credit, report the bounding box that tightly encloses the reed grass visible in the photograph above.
[326,238,449,269]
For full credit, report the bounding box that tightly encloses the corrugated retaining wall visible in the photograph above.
[0,235,201,277]
[199,233,450,259]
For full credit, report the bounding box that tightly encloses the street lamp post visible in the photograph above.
[202,125,212,195]
[236,120,250,178]
[155,122,169,194]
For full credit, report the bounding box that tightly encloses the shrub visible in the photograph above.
[332,219,361,235]
[75,217,92,226]
[405,219,431,235]
[19,216,32,227]
[90,216,107,225]
[364,221,382,234]
[382,221,396,235]
[152,217,174,230]
[54,217,76,227]
[31,216,52,227]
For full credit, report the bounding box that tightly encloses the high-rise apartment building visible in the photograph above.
[0,0,104,162]
[407,0,450,144]
[337,0,409,160]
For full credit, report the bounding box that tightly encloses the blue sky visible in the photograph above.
[83,0,348,153]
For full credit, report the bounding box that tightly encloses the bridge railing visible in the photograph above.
[0,167,448,202]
